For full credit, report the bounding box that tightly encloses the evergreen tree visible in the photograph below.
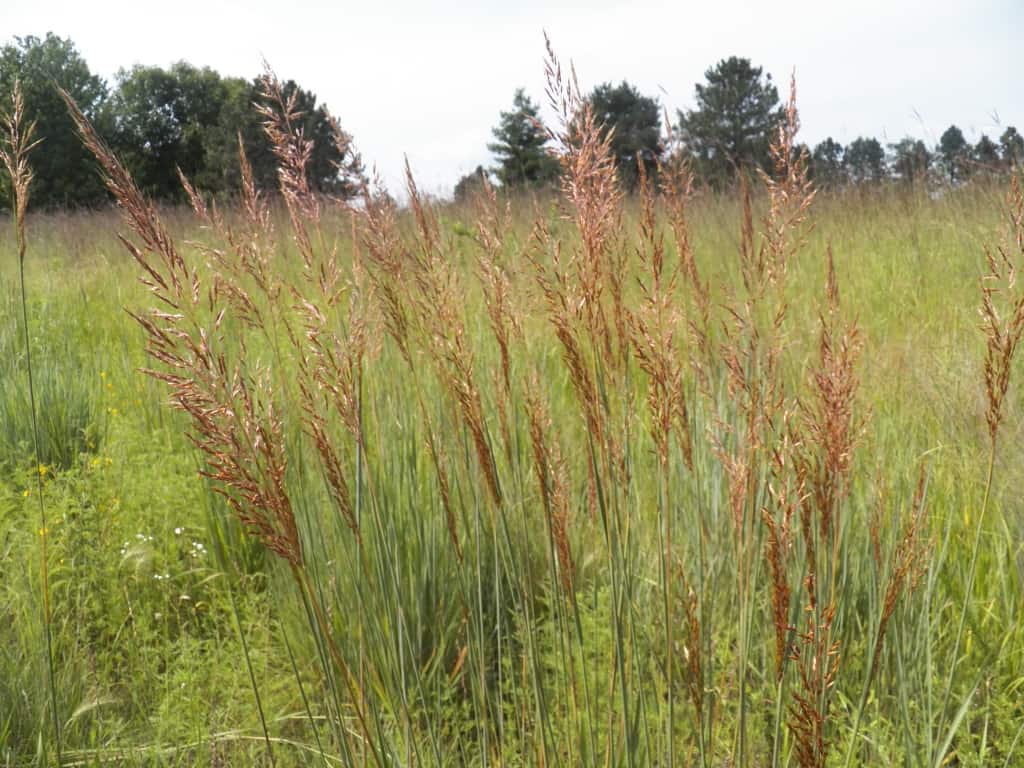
[587,80,661,190]
[488,89,559,189]
[677,57,782,186]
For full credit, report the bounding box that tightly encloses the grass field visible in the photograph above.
[2,75,1023,767]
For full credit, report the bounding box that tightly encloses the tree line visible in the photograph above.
[0,33,365,210]
[461,56,1023,199]
[1,33,1020,211]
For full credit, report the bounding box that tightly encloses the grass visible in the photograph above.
[1,58,1023,766]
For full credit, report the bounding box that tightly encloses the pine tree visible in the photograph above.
[488,89,559,189]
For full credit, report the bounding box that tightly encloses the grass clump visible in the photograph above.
[0,43,1022,767]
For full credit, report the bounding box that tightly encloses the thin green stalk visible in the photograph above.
[280,620,330,766]
[295,564,383,768]
[933,441,995,762]
[224,551,276,766]
[658,464,674,768]
[4,109,62,763]
[198,467,276,765]
[21,224,62,767]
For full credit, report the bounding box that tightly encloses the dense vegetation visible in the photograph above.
[0,33,365,209]
[2,40,1024,768]
[1,32,1022,211]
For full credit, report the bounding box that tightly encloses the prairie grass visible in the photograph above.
[1,49,1023,767]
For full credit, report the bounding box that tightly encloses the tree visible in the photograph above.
[488,89,558,189]
[811,138,845,188]
[110,63,243,200]
[973,134,1000,175]
[677,56,783,186]
[938,124,968,184]
[453,165,489,202]
[0,33,109,208]
[889,138,931,184]
[844,137,886,184]
[1000,127,1023,169]
[109,65,365,202]
[587,81,661,190]
[247,77,365,199]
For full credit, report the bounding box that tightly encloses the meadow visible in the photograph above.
[1,68,1023,767]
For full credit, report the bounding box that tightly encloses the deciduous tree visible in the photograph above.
[1000,127,1023,169]
[889,138,931,184]
[811,137,845,188]
[938,124,968,183]
[0,33,109,208]
[973,134,1000,174]
[453,165,489,202]
[844,137,886,184]
[109,64,365,201]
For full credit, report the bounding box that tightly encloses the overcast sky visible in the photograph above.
[2,0,1019,196]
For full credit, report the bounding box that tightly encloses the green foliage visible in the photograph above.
[677,56,782,186]
[247,77,366,197]
[0,33,109,209]
[488,88,559,189]
[454,165,490,201]
[844,136,887,184]
[0,420,284,764]
[890,137,931,183]
[110,63,243,201]
[973,134,1001,173]
[110,65,365,201]
[939,124,969,183]
[1000,127,1023,169]
[0,295,104,470]
[587,80,661,190]
[811,137,845,188]
[1,184,1022,766]
[0,32,365,209]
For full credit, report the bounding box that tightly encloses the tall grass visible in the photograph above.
[1,80,62,765]
[1,44,1022,765]
[0,320,105,470]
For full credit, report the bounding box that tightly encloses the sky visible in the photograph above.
[1,0,1019,196]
